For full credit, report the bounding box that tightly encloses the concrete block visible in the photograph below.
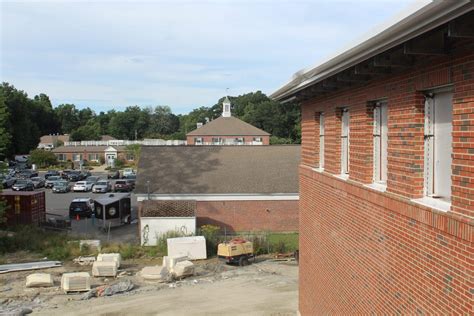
[61,272,91,293]
[97,253,121,268]
[92,261,118,277]
[162,255,188,270]
[167,236,207,260]
[26,273,54,288]
[171,260,194,278]
[140,266,170,282]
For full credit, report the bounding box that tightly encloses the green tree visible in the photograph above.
[29,149,58,168]
[125,144,141,166]
[54,103,80,133]
[0,94,12,161]
[69,121,101,141]
[0,82,43,156]
[146,105,180,136]
[108,106,149,140]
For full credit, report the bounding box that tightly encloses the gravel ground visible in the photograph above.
[0,258,298,316]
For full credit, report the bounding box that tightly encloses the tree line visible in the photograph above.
[0,82,300,159]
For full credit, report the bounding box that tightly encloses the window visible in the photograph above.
[424,91,453,202]
[57,154,66,161]
[194,137,203,145]
[341,108,350,175]
[126,153,134,161]
[373,101,388,184]
[319,112,325,169]
[212,137,221,145]
[235,137,244,144]
[253,137,262,143]
[72,154,82,162]
[88,153,99,161]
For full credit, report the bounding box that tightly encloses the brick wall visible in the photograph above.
[196,200,298,232]
[299,49,474,314]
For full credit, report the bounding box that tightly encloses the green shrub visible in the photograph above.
[199,225,221,256]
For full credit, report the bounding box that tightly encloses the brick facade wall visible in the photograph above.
[186,135,270,145]
[299,49,474,314]
[196,200,299,232]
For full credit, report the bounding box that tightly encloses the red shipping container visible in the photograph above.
[0,191,45,226]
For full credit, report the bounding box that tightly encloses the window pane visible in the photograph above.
[434,91,453,201]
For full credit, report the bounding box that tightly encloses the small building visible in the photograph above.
[52,145,134,166]
[135,145,299,233]
[0,191,45,227]
[186,97,270,145]
[138,200,196,246]
[271,2,474,315]
[37,134,70,150]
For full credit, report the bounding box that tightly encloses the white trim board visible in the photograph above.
[136,193,299,202]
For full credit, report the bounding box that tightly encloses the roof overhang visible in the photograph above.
[136,193,300,202]
[271,1,474,102]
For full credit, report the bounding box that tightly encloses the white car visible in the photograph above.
[122,168,135,178]
[73,181,94,192]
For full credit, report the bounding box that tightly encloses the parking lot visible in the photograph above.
[3,170,139,243]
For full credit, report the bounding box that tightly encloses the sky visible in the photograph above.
[0,0,431,114]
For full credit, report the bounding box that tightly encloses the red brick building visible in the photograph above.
[272,2,473,315]
[186,97,270,145]
[135,146,299,233]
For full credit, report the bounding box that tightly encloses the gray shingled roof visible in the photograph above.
[135,145,300,195]
[186,116,270,136]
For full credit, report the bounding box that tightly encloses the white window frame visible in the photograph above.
[319,112,325,170]
[57,154,66,162]
[340,108,350,177]
[212,137,221,145]
[72,154,82,162]
[423,91,453,202]
[88,153,99,162]
[194,137,203,145]
[235,137,244,144]
[372,101,388,186]
[253,137,262,142]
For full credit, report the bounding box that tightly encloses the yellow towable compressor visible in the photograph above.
[217,238,254,266]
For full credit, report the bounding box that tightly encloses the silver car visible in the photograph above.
[92,180,111,193]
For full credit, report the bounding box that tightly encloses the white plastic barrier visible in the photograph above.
[166,236,207,260]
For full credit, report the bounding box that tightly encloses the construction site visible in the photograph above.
[1,251,298,315]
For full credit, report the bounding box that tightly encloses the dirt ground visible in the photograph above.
[0,257,298,316]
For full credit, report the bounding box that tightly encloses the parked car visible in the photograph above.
[69,198,94,218]
[124,175,136,189]
[122,168,135,178]
[73,181,93,192]
[12,179,35,191]
[107,170,120,179]
[44,170,60,179]
[18,169,38,179]
[68,171,82,182]
[31,177,45,188]
[81,171,91,179]
[61,170,73,180]
[1,174,16,188]
[52,181,70,193]
[92,180,111,193]
[45,176,62,188]
[86,176,100,184]
[113,180,133,192]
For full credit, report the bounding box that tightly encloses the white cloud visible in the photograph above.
[1,0,422,112]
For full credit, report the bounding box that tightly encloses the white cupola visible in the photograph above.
[222,96,231,117]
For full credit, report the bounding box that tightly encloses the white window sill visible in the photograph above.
[411,197,451,213]
[334,174,349,181]
[365,182,387,192]
[312,167,324,173]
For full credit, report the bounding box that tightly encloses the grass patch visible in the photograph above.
[267,232,299,253]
